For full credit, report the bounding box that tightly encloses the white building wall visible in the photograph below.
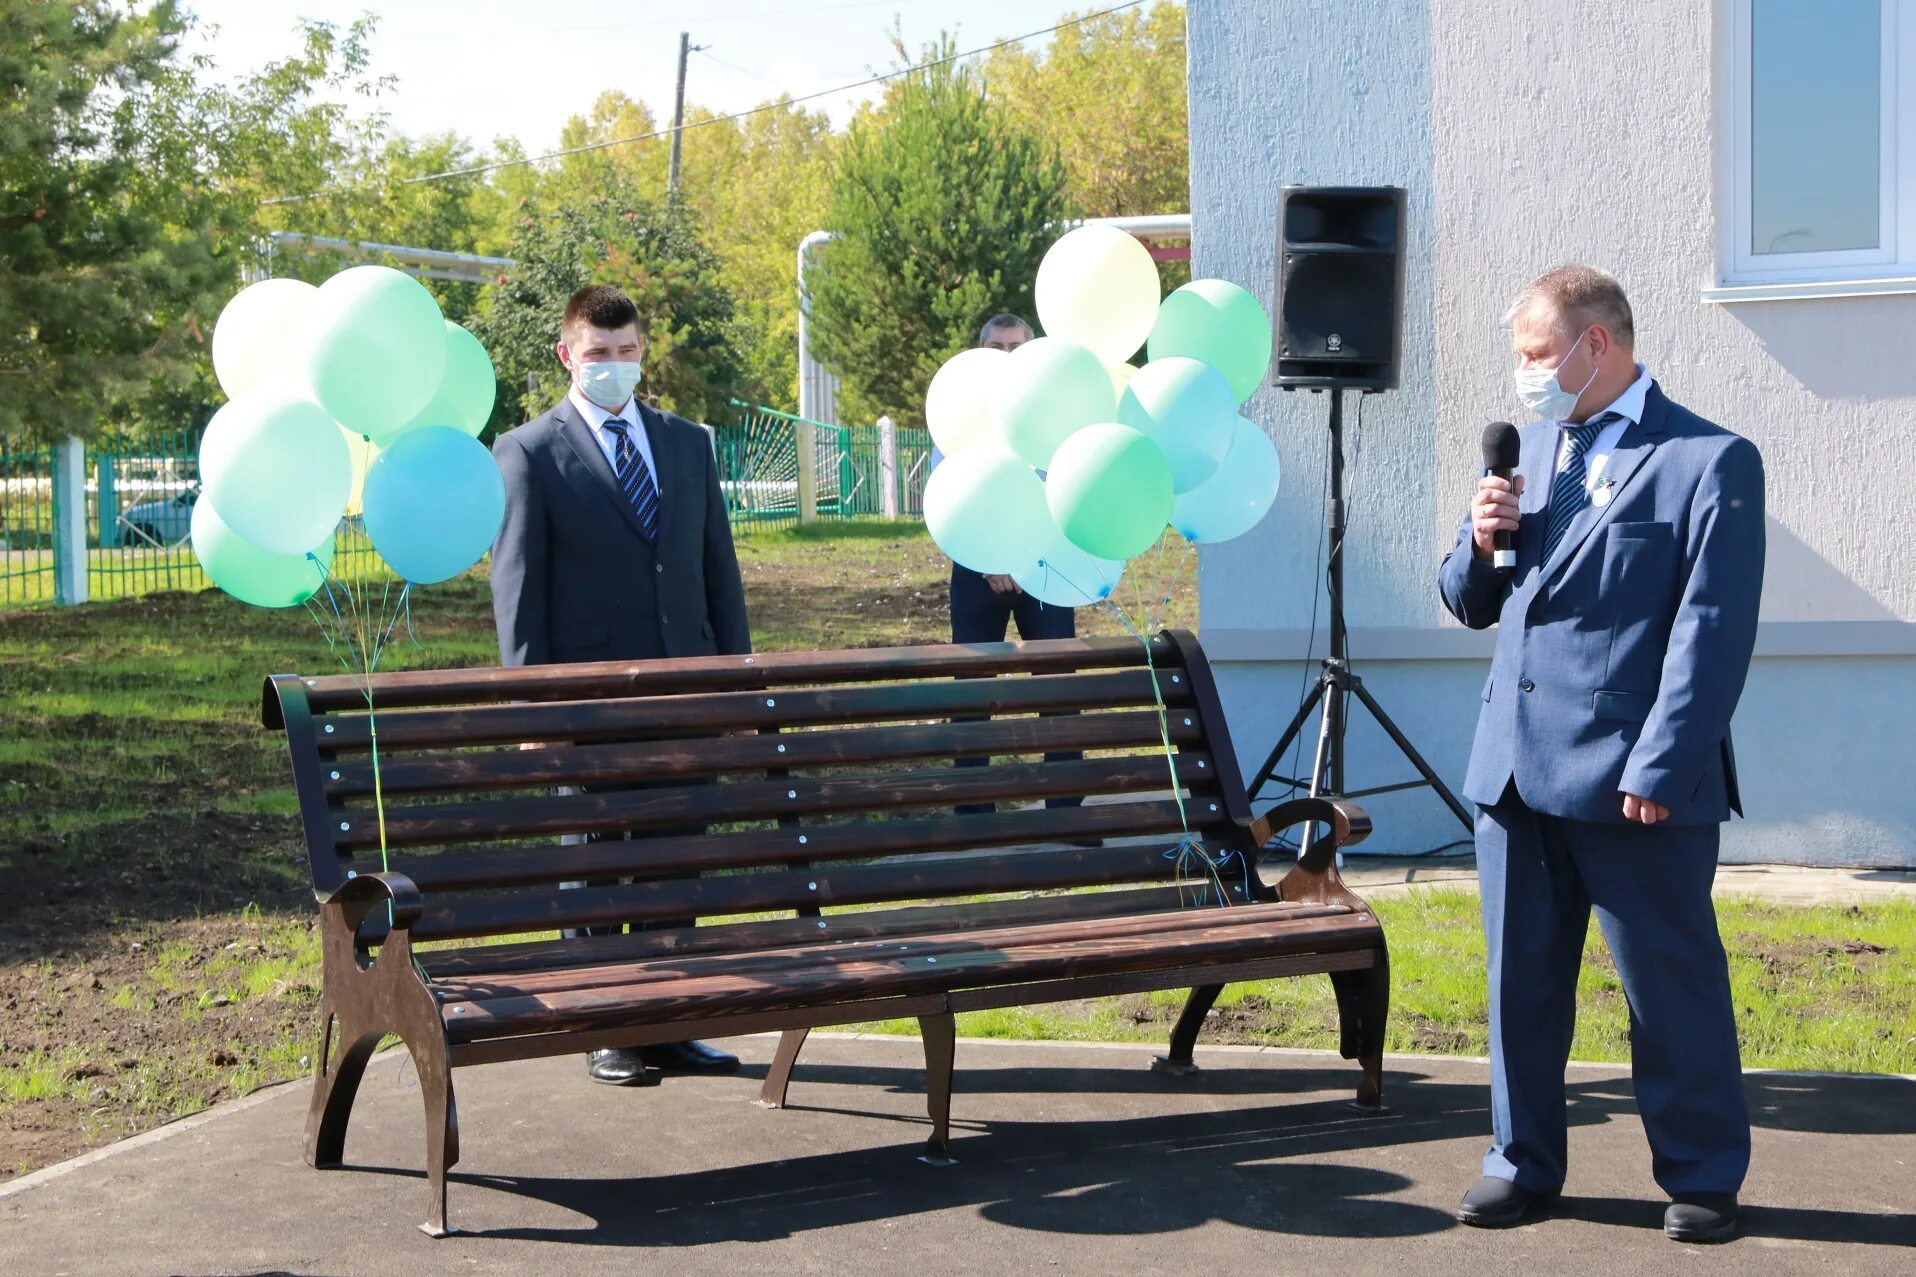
[1189,0,1916,867]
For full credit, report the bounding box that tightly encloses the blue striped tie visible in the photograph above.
[1540,413,1617,563]
[603,419,660,541]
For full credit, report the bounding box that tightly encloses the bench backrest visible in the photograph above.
[263,630,1258,948]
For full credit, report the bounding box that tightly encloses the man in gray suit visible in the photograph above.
[1438,266,1764,1243]
[491,284,750,1085]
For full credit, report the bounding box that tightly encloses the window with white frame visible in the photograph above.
[1725,0,1912,288]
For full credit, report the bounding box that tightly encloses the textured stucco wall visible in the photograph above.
[1188,0,1916,866]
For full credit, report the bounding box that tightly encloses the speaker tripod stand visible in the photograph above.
[1247,386,1473,851]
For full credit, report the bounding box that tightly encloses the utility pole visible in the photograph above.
[668,31,694,195]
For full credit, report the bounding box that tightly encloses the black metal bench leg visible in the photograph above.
[1330,948,1391,1112]
[1152,984,1224,1077]
[415,1040,461,1238]
[305,1009,381,1169]
[918,1012,958,1165]
[757,1028,810,1109]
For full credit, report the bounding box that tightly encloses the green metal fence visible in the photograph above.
[717,400,931,534]
[1,404,929,610]
[1,431,382,612]
[0,444,58,609]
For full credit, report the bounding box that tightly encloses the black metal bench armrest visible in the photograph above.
[318,871,424,936]
[1251,797,1375,909]
[1251,797,1372,868]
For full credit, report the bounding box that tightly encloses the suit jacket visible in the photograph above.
[1437,383,1764,826]
[490,397,751,667]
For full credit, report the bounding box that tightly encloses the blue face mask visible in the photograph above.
[1513,328,1597,421]
[576,360,643,409]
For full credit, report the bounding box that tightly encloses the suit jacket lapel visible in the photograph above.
[1538,384,1671,584]
[557,399,656,543]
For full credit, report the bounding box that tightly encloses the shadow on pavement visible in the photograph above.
[319,1060,1912,1249]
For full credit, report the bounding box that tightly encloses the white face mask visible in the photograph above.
[574,359,643,409]
[1513,328,1597,421]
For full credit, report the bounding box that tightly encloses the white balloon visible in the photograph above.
[211,279,317,400]
[198,394,352,555]
[922,447,1050,575]
[925,347,1009,456]
[1171,416,1281,544]
[1035,225,1162,363]
[1013,509,1124,608]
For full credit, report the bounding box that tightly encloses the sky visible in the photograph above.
[177,0,1154,154]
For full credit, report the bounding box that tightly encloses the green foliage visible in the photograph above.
[473,181,741,431]
[806,50,1070,428]
[0,1,227,444]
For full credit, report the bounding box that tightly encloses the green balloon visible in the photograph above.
[303,265,448,440]
[197,394,352,555]
[992,337,1117,469]
[1045,423,1175,561]
[1147,279,1273,404]
[385,321,497,445]
[191,495,333,608]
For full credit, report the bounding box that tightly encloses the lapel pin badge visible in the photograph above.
[1592,476,1615,508]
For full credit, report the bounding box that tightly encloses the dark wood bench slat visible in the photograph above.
[273,635,1171,719]
[417,886,1199,977]
[337,752,1219,853]
[311,668,1186,751]
[326,709,1199,798]
[403,837,1254,941]
[430,900,1358,1004]
[390,799,1199,893]
[443,911,1385,1041]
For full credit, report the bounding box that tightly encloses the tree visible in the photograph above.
[984,2,1188,220]
[806,52,1069,428]
[474,181,741,433]
[0,1,227,443]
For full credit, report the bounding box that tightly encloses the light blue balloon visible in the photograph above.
[1013,513,1124,608]
[1117,356,1236,494]
[1171,416,1281,543]
[362,426,505,584]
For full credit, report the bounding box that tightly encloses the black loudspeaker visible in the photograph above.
[1273,186,1407,391]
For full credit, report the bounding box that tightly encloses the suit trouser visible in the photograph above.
[1477,783,1749,1197]
[949,564,1082,814]
[559,779,703,940]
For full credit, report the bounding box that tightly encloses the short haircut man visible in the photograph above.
[1440,264,1765,1242]
[976,313,1033,352]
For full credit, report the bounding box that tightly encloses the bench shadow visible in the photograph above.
[352,1064,1511,1245]
[334,1062,1913,1249]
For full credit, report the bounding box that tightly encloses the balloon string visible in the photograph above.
[1040,556,1230,909]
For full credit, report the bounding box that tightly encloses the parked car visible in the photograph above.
[121,488,197,546]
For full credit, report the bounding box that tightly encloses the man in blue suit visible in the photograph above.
[1438,266,1764,1243]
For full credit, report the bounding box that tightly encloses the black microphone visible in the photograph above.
[1481,421,1521,570]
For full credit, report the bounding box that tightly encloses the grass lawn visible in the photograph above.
[2,522,1910,1181]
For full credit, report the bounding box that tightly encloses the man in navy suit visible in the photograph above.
[491,284,750,1086]
[1438,266,1764,1243]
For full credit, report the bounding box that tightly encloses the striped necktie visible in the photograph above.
[1540,412,1619,563]
[603,418,660,541]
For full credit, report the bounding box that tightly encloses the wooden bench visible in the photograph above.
[264,630,1386,1236]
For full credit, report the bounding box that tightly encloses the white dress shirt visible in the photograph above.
[569,385,663,493]
[1553,361,1650,495]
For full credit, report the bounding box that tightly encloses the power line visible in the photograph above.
[261,0,1149,207]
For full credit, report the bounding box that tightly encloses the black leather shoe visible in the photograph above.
[587,1047,660,1086]
[1665,1194,1738,1243]
[637,1040,740,1074]
[1456,1176,1555,1228]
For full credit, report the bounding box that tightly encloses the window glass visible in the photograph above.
[1750,0,1882,255]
